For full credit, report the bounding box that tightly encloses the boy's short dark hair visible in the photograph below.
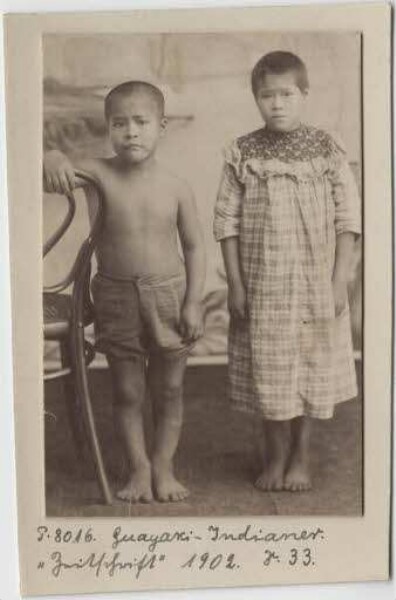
[251,51,309,95]
[104,81,165,120]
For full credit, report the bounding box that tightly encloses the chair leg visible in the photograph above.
[60,340,87,463]
[71,326,113,505]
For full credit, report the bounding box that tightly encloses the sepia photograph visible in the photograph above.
[4,3,392,596]
[43,30,363,519]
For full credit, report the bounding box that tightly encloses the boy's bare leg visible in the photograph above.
[255,420,290,491]
[284,416,312,491]
[149,354,189,502]
[108,356,153,503]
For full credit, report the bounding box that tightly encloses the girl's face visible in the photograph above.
[255,71,307,132]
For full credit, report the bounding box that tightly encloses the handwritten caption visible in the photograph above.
[35,524,325,580]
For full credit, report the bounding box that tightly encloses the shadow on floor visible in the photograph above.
[45,364,362,517]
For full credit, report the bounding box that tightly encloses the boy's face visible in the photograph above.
[255,71,307,132]
[108,92,166,163]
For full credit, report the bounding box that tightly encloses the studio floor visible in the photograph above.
[45,364,362,518]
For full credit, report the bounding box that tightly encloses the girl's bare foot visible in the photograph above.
[284,455,311,491]
[284,416,312,491]
[255,459,285,491]
[152,462,189,502]
[117,466,153,503]
[255,420,290,492]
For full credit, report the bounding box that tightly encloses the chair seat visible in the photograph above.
[43,293,71,340]
[44,292,95,340]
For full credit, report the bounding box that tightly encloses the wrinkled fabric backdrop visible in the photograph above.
[43,32,362,365]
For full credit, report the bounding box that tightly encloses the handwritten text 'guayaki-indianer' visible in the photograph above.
[36,524,326,579]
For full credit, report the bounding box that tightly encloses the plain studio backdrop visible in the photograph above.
[43,31,362,365]
[42,30,363,523]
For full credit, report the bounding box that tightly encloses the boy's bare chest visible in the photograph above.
[101,175,178,228]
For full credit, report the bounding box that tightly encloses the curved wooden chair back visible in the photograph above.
[44,169,105,294]
[43,171,112,505]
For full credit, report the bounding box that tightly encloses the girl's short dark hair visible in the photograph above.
[251,51,309,95]
[104,81,165,121]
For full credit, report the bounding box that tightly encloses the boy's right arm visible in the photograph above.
[43,150,98,196]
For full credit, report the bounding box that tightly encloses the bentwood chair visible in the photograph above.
[43,170,113,504]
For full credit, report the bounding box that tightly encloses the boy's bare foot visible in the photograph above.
[284,457,311,492]
[116,466,153,503]
[152,463,189,502]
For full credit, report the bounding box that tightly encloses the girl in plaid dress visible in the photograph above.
[214,52,361,492]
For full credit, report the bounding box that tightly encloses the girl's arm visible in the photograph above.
[220,237,247,320]
[214,152,246,320]
[332,232,356,316]
[330,147,361,316]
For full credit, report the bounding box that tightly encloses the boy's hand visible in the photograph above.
[332,276,348,317]
[180,301,204,343]
[228,282,248,321]
[43,150,76,196]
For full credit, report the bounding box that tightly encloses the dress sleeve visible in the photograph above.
[329,140,362,237]
[213,144,244,242]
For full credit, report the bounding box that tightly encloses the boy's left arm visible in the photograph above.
[177,181,206,342]
[331,156,362,316]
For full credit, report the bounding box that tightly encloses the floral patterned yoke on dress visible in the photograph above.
[214,124,361,419]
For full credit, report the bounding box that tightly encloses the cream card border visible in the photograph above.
[4,3,392,596]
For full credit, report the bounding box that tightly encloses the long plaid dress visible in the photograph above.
[214,124,361,419]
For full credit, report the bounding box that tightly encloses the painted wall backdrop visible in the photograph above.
[43,32,362,365]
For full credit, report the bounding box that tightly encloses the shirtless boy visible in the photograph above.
[44,81,206,503]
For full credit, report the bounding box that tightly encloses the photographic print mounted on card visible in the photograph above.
[5,3,391,596]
